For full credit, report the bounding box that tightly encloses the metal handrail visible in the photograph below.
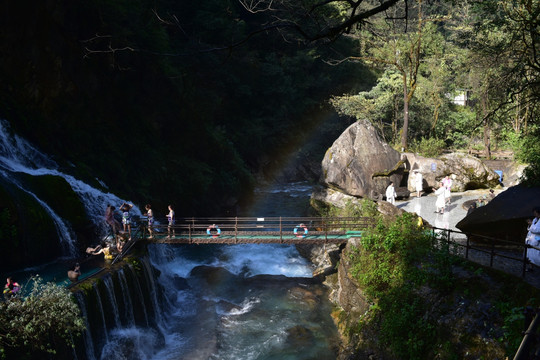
[428,226,536,278]
[514,309,540,360]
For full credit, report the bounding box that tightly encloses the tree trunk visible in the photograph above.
[481,93,491,159]
[401,75,409,151]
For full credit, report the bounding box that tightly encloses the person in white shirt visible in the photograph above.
[385,182,397,205]
[414,170,423,198]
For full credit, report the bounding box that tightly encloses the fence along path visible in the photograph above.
[141,216,375,245]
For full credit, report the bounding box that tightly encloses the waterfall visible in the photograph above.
[125,264,150,327]
[74,292,97,360]
[75,257,166,360]
[116,269,136,327]
[93,283,110,344]
[102,276,121,328]
[140,257,164,327]
[0,167,77,255]
[0,119,141,255]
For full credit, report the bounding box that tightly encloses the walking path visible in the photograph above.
[396,189,540,289]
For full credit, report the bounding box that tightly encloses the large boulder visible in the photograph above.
[320,120,403,199]
[456,185,540,243]
[404,152,500,193]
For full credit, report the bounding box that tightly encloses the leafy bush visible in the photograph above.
[347,212,452,358]
[0,276,85,359]
[350,213,432,299]
[324,198,379,219]
[514,130,540,186]
[410,137,447,157]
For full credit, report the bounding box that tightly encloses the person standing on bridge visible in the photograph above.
[145,204,154,239]
[166,205,175,239]
[104,205,120,236]
[385,182,397,205]
[119,202,133,241]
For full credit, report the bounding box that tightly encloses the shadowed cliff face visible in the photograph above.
[0,1,373,220]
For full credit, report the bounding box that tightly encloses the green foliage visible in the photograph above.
[378,289,436,359]
[321,198,379,220]
[0,276,85,359]
[514,129,540,186]
[347,212,456,358]
[409,137,447,158]
[350,213,432,298]
[495,302,526,352]
[330,70,402,142]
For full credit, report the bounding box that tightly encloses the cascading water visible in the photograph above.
[0,119,141,256]
[77,181,340,360]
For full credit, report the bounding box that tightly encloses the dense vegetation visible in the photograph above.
[329,200,540,359]
[327,0,540,170]
[0,1,539,358]
[0,277,85,359]
[0,0,373,217]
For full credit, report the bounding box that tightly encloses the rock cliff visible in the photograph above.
[320,120,403,199]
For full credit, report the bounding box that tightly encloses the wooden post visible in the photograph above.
[235,217,238,244]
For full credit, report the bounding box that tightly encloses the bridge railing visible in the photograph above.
[138,216,375,243]
[428,226,539,279]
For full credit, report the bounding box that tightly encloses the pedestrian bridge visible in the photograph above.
[140,216,375,245]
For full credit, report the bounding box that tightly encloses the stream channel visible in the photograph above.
[126,181,341,359]
[0,118,341,359]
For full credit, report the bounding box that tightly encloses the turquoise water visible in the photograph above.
[1,256,104,290]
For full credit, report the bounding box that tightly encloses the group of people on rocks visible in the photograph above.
[385,172,454,214]
[71,202,177,283]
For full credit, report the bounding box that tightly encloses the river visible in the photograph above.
[99,181,341,360]
[0,117,341,359]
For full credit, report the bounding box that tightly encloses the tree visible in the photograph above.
[331,0,449,150]
[330,70,402,143]
[237,0,404,42]
[0,276,85,359]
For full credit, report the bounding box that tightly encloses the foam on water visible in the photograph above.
[217,244,313,277]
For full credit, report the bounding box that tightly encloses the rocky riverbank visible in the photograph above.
[296,214,540,359]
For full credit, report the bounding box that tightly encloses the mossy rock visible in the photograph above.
[18,173,89,231]
[0,179,60,271]
[17,173,97,251]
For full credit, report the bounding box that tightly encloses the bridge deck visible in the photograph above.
[145,231,363,244]
[135,216,372,245]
